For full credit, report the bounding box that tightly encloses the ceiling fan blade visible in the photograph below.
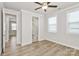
[47,2,50,5]
[35,2,42,5]
[35,7,42,10]
[48,5,57,8]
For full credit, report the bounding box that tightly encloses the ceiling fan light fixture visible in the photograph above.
[42,5,48,10]
[34,2,58,12]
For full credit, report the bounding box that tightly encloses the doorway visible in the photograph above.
[3,14,17,55]
[32,16,39,43]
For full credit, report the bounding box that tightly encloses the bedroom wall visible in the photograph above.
[44,4,79,49]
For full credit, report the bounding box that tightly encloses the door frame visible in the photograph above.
[2,8,19,53]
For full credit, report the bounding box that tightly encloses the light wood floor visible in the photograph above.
[3,39,79,56]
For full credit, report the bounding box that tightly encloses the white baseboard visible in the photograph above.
[21,41,32,46]
[17,42,21,45]
[45,38,79,50]
[38,38,45,41]
[21,38,45,46]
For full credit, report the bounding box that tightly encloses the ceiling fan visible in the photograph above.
[34,2,58,12]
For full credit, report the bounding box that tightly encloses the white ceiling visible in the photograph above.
[4,2,79,15]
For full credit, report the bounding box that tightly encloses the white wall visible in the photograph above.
[45,5,79,49]
[21,10,45,46]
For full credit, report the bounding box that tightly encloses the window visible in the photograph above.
[11,23,16,30]
[67,11,79,34]
[48,17,57,32]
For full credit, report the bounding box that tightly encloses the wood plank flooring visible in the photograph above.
[3,40,79,56]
